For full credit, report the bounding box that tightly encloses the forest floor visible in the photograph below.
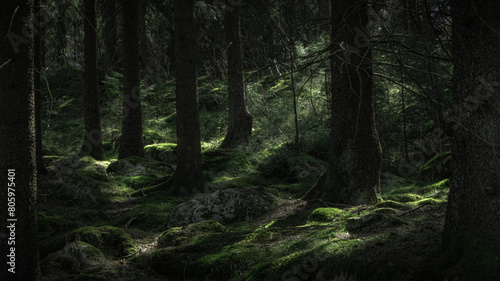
[36,67,452,280]
[37,152,450,281]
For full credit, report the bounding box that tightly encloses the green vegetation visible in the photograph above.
[38,34,453,280]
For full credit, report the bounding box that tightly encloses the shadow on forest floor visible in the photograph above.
[37,154,449,281]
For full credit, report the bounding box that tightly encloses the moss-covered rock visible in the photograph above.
[41,241,106,274]
[166,187,278,227]
[158,220,226,248]
[418,151,451,181]
[67,226,137,258]
[309,208,347,222]
[144,143,177,163]
[39,157,109,207]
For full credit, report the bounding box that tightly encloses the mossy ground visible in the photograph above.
[39,68,455,280]
[39,156,449,280]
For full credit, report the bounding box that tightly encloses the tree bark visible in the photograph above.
[169,0,204,195]
[219,1,253,149]
[119,0,145,159]
[103,0,117,76]
[35,0,48,174]
[81,0,103,160]
[304,0,381,205]
[55,0,68,66]
[318,0,330,34]
[439,1,500,280]
[0,1,41,280]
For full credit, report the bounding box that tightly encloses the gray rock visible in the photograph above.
[166,187,278,227]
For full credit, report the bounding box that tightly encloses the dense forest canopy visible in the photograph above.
[0,0,499,280]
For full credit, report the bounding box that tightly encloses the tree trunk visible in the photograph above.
[438,1,500,280]
[318,0,330,34]
[56,1,67,66]
[303,0,381,205]
[219,1,253,149]
[0,1,41,280]
[168,0,204,195]
[81,0,103,160]
[35,0,48,174]
[103,0,117,76]
[119,0,145,159]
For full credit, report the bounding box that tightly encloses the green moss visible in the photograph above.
[158,220,226,248]
[375,200,410,210]
[113,190,183,231]
[418,151,451,181]
[202,148,252,175]
[144,143,177,161]
[372,208,398,215]
[78,169,109,182]
[68,225,137,258]
[188,220,226,233]
[119,174,158,189]
[412,198,444,206]
[197,243,265,280]
[387,179,449,196]
[385,193,423,203]
[309,208,348,222]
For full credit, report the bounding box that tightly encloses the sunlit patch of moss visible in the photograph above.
[387,179,449,197]
[309,208,348,222]
[143,143,176,161]
[245,237,369,281]
[376,200,411,210]
[385,193,423,203]
[410,197,444,207]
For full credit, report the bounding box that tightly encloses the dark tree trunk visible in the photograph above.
[81,0,103,160]
[439,1,500,280]
[56,1,67,66]
[103,0,117,76]
[0,1,41,280]
[304,0,381,205]
[318,0,330,33]
[35,0,48,174]
[119,0,144,159]
[219,1,253,149]
[169,0,204,195]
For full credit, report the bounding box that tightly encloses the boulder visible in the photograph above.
[41,241,105,273]
[67,226,137,258]
[166,187,278,227]
[158,220,226,248]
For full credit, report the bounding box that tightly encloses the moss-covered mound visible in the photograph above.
[67,226,137,258]
[41,241,106,276]
[309,207,348,222]
[158,220,226,248]
[144,143,177,162]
